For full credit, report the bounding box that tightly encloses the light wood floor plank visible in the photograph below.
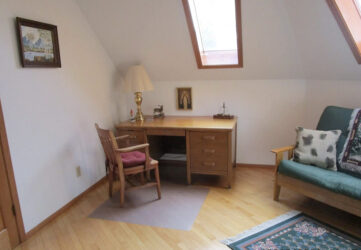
[16,167,361,250]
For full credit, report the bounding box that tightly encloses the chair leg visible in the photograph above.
[105,158,109,172]
[146,170,151,181]
[108,166,113,198]
[273,182,281,201]
[140,172,145,184]
[154,166,161,200]
[119,172,126,206]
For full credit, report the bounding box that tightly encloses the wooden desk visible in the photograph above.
[116,116,237,188]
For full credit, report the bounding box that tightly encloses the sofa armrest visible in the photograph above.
[271,145,294,154]
[271,145,295,173]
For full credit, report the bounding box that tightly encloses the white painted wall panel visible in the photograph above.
[0,0,127,232]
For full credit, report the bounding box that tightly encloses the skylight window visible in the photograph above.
[182,0,242,68]
[327,0,361,64]
[355,0,361,16]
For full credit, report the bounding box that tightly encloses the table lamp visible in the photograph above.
[123,64,154,122]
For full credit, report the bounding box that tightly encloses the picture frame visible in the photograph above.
[16,17,61,68]
[177,87,192,110]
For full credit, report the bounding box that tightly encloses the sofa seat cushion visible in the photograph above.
[279,160,361,200]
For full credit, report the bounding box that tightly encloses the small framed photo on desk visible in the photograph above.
[177,87,192,110]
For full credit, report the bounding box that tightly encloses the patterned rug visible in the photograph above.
[222,211,361,250]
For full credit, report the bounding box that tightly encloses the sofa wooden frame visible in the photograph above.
[271,145,361,217]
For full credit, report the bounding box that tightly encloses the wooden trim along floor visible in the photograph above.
[236,163,274,169]
[18,167,361,249]
[26,177,106,239]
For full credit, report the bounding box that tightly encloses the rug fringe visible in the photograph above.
[221,210,301,245]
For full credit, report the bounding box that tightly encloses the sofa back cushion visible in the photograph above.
[316,106,353,163]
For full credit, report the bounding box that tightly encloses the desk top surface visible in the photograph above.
[116,116,237,130]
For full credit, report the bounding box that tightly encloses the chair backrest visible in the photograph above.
[95,123,119,166]
[316,106,354,160]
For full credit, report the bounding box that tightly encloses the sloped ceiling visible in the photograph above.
[76,0,361,81]
[283,0,361,80]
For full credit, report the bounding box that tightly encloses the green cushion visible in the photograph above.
[279,160,361,200]
[316,106,353,161]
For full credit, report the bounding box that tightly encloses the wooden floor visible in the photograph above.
[16,167,361,250]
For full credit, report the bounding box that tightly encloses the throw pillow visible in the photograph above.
[293,127,341,171]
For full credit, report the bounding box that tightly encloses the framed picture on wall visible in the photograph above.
[177,87,192,110]
[16,17,61,68]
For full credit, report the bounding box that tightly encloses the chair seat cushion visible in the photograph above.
[279,160,361,200]
[120,151,149,168]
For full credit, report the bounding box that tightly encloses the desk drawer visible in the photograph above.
[190,157,228,173]
[189,131,228,172]
[116,129,145,147]
[189,131,227,147]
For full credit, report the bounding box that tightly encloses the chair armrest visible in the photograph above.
[116,143,149,153]
[115,135,129,140]
[271,145,295,173]
[271,145,295,154]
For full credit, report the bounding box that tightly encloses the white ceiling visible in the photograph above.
[76,0,361,81]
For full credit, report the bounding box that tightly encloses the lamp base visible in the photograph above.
[135,111,144,122]
[134,92,144,122]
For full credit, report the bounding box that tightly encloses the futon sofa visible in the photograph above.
[272,106,361,217]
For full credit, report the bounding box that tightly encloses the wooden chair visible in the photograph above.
[95,123,161,205]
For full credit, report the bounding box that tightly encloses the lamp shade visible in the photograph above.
[123,65,154,93]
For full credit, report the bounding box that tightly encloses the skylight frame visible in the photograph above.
[327,0,361,64]
[182,0,243,69]
[354,0,361,17]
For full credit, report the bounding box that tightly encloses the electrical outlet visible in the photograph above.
[76,166,81,177]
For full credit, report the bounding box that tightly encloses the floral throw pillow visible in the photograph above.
[293,127,341,171]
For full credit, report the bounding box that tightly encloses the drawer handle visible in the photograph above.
[128,135,137,139]
[203,149,215,154]
[202,135,215,140]
[202,162,216,167]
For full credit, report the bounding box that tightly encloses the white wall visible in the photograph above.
[127,80,307,165]
[304,80,361,128]
[0,0,127,232]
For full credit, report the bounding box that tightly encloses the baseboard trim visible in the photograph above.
[26,176,106,239]
[236,163,274,169]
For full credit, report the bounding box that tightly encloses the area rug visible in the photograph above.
[222,211,361,250]
[89,182,209,230]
